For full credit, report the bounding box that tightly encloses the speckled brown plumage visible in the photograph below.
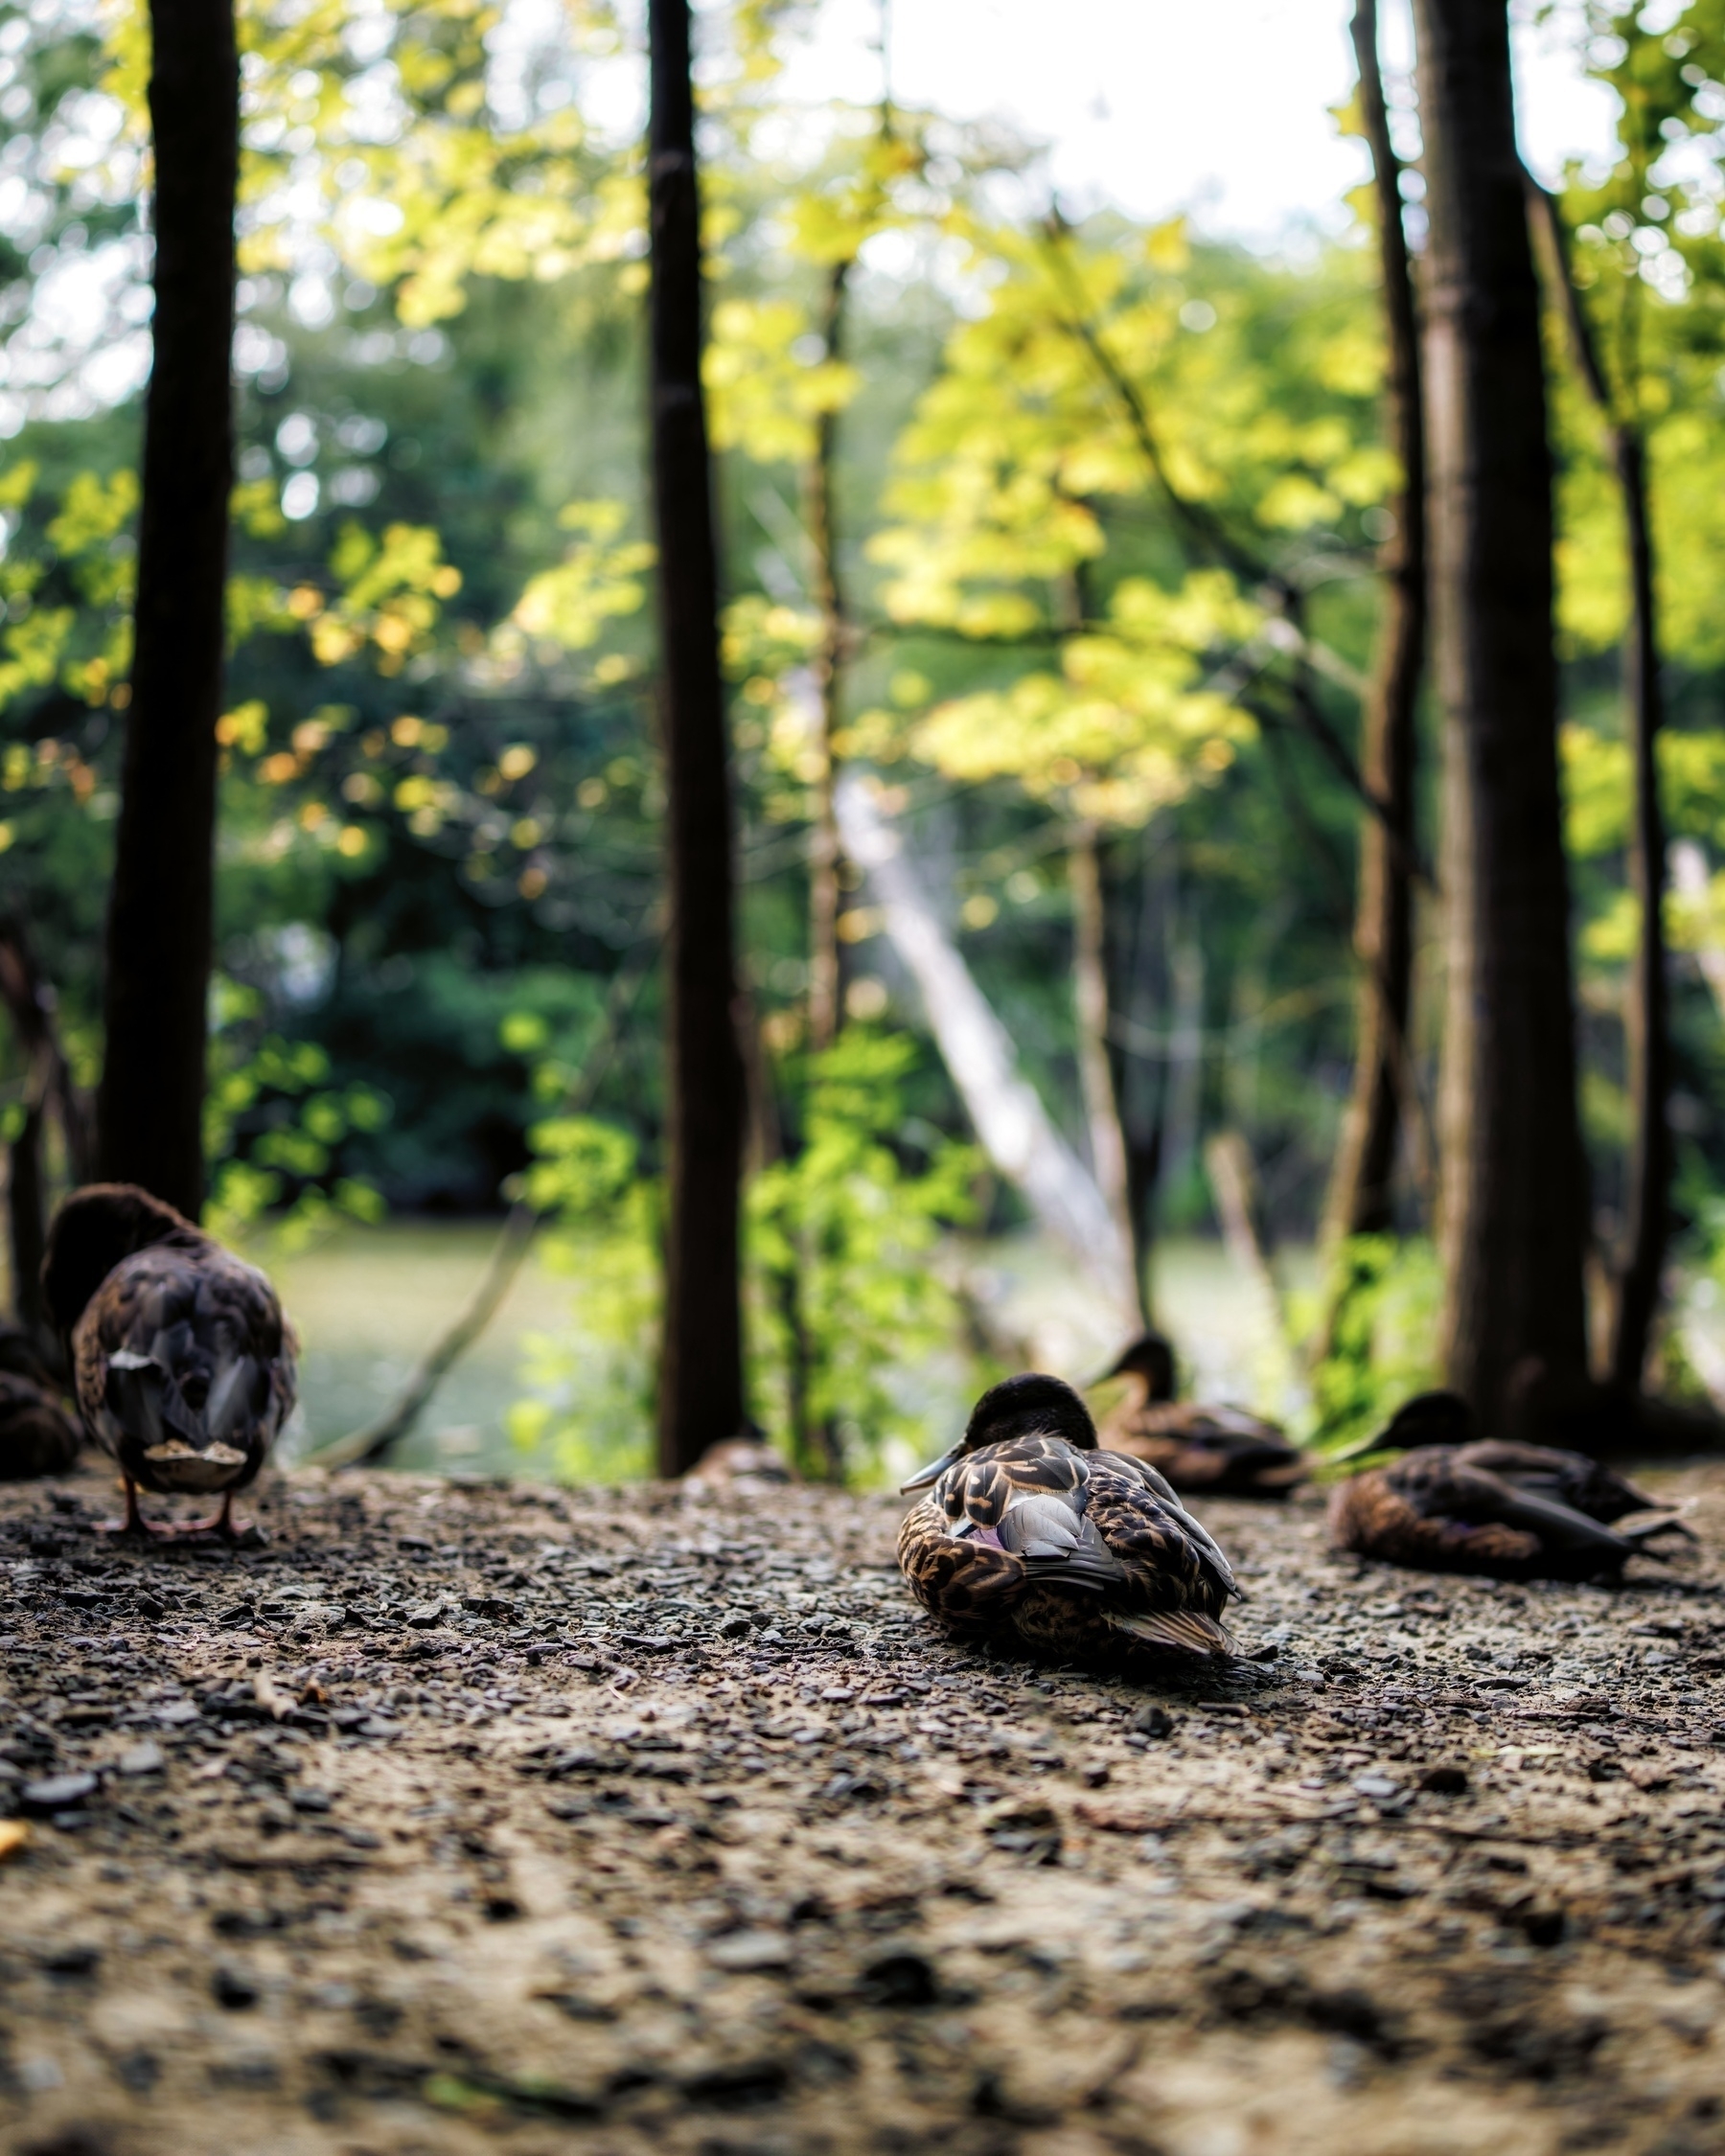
[1328,1435,1690,1581]
[42,1183,296,1538]
[897,1373,1240,1662]
[1093,1332,1307,1498]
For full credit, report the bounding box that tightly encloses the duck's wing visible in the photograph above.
[896,1501,1028,1631]
[1083,1451,1239,1607]
[1392,1450,1641,1564]
[76,1244,296,1487]
[1458,1440,1670,1526]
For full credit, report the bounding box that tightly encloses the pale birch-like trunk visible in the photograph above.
[836,774,1138,1332]
[1068,821,1141,1315]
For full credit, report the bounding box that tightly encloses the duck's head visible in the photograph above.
[1098,1330,1177,1402]
[41,1182,199,1340]
[1377,1388,1480,1451]
[900,1372,1097,1493]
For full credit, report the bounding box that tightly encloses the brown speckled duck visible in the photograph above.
[1328,1389,1692,1581]
[1092,1331,1307,1498]
[42,1183,297,1540]
[0,1368,80,1479]
[897,1372,1241,1661]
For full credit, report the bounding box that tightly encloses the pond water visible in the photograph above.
[253,1221,1304,1481]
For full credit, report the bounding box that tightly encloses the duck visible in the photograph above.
[684,1436,795,1487]
[0,1369,80,1479]
[41,1183,297,1541]
[1328,1390,1693,1581]
[897,1371,1241,1661]
[1092,1330,1308,1498]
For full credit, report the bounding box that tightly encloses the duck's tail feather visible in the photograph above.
[1107,1607,1237,1657]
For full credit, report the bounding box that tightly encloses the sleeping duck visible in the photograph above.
[41,1183,297,1540]
[1328,1390,1691,1581]
[1092,1330,1307,1498]
[0,1369,80,1479]
[897,1372,1241,1661]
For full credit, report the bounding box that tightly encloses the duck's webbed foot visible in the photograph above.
[187,1489,266,1548]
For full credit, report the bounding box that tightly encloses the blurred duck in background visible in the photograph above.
[0,1320,80,1479]
[42,1184,296,1542]
[1091,1330,1308,1499]
[1328,1388,1693,1581]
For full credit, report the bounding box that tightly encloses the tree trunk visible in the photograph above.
[1414,0,1591,1430]
[1324,0,1428,1247]
[1068,820,1140,1313]
[648,0,747,1477]
[836,773,1138,1332]
[805,259,849,1054]
[1524,182,1671,1395]
[94,0,238,1220]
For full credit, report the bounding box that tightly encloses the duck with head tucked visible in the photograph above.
[1328,1388,1694,1581]
[42,1183,297,1541]
[1092,1331,1308,1499]
[897,1372,1241,1661]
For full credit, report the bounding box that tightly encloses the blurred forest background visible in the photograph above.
[6,0,1725,1483]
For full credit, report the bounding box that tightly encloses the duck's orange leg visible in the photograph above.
[186,1489,264,1546]
[99,1476,160,1541]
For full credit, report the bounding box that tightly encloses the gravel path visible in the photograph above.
[2,1460,1725,2156]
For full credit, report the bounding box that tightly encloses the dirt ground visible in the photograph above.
[3,1459,1725,2156]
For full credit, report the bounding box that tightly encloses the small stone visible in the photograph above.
[156,1701,199,1726]
[212,1965,260,2010]
[118,1741,165,1778]
[1354,1775,1401,1801]
[21,1772,97,1815]
[1131,1705,1174,1739]
[289,1786,334,1814]
[705,1929,794,1972]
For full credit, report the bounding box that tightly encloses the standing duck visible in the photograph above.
[41,1184,297,1540]
[1092,1331,1307,1498]
[897,1372,1241,1661]
[1328,1390,1692,1581]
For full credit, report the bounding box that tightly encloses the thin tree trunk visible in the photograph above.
[805,259,849,1054]
[1116,825,1171,1314]
[1414,0,1592,1431]
[1069,820,1140,1313]
[1671,840,1725,1020]
[648,0,746,1477]
[836,772,1138,1331]
[1525,180,1670,1395]
[94,0,238,1220]
[1324,0,1428,1247]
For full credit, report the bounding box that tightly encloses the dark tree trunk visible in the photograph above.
[648,0,747,1477]
[805,260,849,1055]
[1606,425,1672,1388]
[1324,0,1428,1246]
[1414,0,1591,1430]
[94,0,238,1221]
[1524,183,1671,1395]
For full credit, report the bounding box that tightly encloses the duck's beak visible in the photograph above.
[900,1443,963,1494]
